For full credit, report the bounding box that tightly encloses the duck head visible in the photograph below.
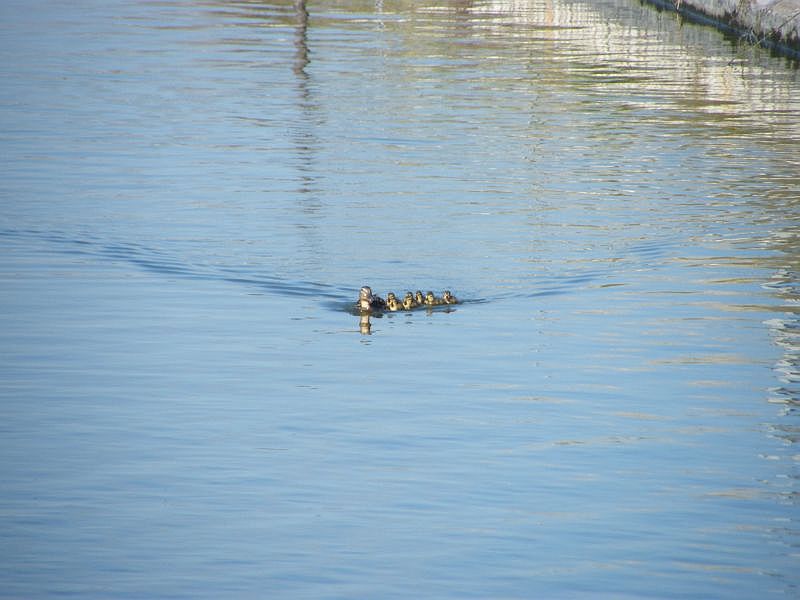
[358,286,377,311]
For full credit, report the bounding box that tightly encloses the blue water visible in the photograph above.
[1,0,799,598]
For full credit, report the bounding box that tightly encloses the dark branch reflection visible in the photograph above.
[291,0,325,270]
[293,0,309,76]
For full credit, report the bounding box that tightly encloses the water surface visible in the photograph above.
[1,0,799,598]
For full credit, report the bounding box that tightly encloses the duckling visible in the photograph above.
[386,296,401,311]
[357,286,386,312]
[425,291,440,306]
[402,293,416,310]
[403,292,416,310]
[442,290,458,304]
[415,290,425,306]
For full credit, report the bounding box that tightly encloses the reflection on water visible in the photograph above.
[0,0,798,598]
[765,266,800,422]
[293,0,310,76]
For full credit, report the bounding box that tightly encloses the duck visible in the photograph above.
[424,291,440,306]
[357,286,386,312]
[386,295,401,311]
[402,292,416,310]
[415,290,425,306]
[442,290,458,304]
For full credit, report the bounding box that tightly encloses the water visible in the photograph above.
[1,0,798,597]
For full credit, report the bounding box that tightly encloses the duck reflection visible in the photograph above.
[359,313,372,335]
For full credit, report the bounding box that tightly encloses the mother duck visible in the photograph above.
[357,286,387,312]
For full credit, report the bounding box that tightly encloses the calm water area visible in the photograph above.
[1,0,799,597]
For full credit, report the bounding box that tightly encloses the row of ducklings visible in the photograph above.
[386,290,458,311]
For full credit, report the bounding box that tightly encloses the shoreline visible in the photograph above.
[640,0,800,60]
